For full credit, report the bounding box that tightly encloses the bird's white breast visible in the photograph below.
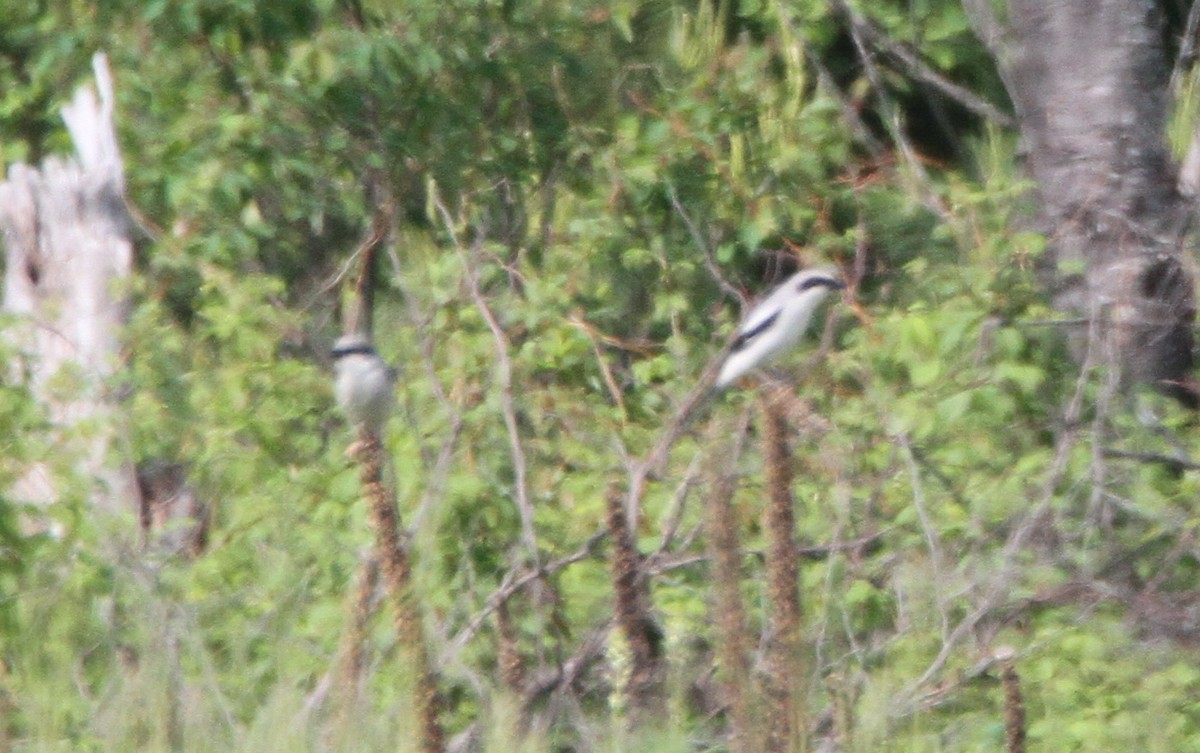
[334,354,395,434]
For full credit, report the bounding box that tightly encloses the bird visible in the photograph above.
[715,265,845,389]
[330,333,398,436]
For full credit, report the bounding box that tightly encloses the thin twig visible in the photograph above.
[1171,0,1200,91]
[520,626,611,711]
[411,413,464,535]
[1009,317,1090,329]
[770,4,888,157]
[389,253,469,533]
[831,0,949,220]
[898,435,951,646]
[621,357,725,530]
[654,451,706,555]
[906,444,971,509]
[433,194,541,568]
[665,181,745,306]
[568,313,628,415]
[445,529,607,659]
[895,304,1101,713]
[1102,448,1200,472]
[641,530,892,574]
[803,41,888,158]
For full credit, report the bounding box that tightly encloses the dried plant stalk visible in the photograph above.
[759,386,806,753]
[705,471,758,753]
[1001,656,1026,753]
[495,600,526,694]
[355,432,444,753]
[604,481,666,729]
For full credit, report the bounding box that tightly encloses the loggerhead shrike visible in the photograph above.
[331,333,398,436]
[715,265,845,389]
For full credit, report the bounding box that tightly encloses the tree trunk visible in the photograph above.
[0,52,141,511]
[981,0,1196,405]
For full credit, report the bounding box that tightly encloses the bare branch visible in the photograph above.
[897,435,951,646]
[432,193,540,568]
[1171,0,1200,90]
[804,42,889,158]
[411,412,464,535]
[830,0,950,220]
[445,529,607,659]
[61,52,124,187]
[520,626,611,713]
[665,181,745,306]
[621,340,732,531]
[1102,448,1200,473]
[895,311,1103,711]
[653,451,705,556]
[568,313,628,415]
[1085,329,1121,529]
[961,0,1009,62]
[851,12,1014,127]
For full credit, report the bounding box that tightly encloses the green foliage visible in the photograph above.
[3,1,1200,751]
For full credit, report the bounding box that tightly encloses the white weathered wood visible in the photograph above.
[0,52,139,515]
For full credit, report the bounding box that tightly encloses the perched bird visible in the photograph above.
[331,333,397,436]
[715,266,845,389]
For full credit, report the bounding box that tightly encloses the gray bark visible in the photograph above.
[979,0,1197,405]
[0,52,140,512]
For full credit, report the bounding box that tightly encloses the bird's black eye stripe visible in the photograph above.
[331,345,376,358]
[797,276,844,292]
[730,310,780,352]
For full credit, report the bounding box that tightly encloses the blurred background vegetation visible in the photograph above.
[3,0,1200,751]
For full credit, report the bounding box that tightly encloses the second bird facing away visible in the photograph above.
[716,265,845,389]
[331,333,398,436]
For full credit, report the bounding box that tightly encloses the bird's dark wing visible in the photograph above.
[331,343,377,358]
[730,309,779,352]
[797,274,845,292]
